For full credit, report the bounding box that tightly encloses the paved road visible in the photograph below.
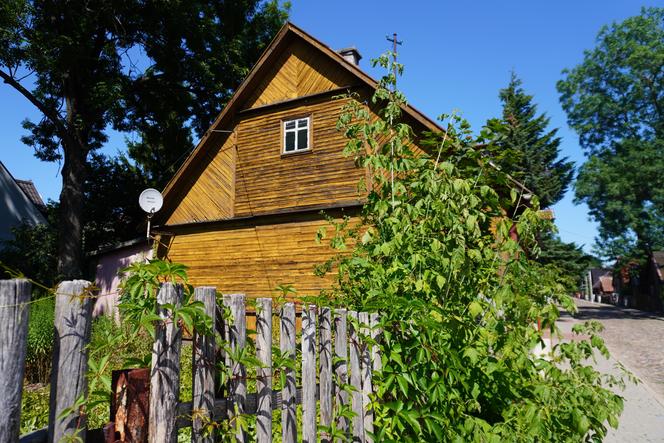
[556,299,664,442]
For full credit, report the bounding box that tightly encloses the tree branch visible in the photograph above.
[0,69,71,143]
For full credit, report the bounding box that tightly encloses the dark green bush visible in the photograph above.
[26,297,55,383]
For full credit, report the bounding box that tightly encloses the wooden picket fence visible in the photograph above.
[0,279,381,443]
[163,283,381,443]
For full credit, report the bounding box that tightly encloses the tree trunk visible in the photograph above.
[57,143,86,279]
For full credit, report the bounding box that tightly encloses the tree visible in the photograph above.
[493,73,574,208]
[557,7,664,257]
[0,0,288,278]
[82,153,149,255]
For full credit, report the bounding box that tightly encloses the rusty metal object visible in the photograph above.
[103,423,116,443]
[109,368,150,442]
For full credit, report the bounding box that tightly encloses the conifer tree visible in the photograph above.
[495,73,574,208]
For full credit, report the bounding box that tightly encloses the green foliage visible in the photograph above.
[81,153,150,255]
[21,383,50,435]
[557,7,664,154]
[0,204,58,288]
[491,72,574,209]
[558,7,664,258]
[25,297,55,383]
[574,138,664,258]
[323,55,624,441]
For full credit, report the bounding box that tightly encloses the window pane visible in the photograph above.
[285,121,296,130]
[285,131,295,151]
[297,118,308,128]
[297,129,308,150]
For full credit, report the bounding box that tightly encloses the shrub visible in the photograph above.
[320,55,625,441]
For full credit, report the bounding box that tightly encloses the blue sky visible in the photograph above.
[0,1,659,254]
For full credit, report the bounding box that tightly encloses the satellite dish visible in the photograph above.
[139,188,163,214]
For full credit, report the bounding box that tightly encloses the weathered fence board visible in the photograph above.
[280,302,297,443]
[148,283,183,443]
[0,279,31,442]
[359,312,374,442]
[319,307,333,443]
[349,311,364,442]
[256,298,273,443]
[48,280,94,443]
[225,294,247,443]
[192,287,216,443]
[370,313,381,373]
[334,308,350,440]
[302,305,317,443]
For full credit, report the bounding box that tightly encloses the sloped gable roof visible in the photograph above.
[160,22,443,203]
[16,179,46,210]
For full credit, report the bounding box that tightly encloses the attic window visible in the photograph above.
[283,117,310,153]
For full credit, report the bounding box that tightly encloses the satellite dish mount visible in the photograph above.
[139,188,163,240]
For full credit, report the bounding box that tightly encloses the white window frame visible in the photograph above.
[282,116,311,154]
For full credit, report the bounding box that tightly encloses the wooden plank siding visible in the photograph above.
[163,213,359,298]
[234,97,366,217]
[165,135,236,225]
[245,38,357,109]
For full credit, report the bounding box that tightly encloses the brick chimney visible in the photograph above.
[338,47,362,66]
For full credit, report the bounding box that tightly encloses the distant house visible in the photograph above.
[589,268,614,302]
[612,253,664,312]
[643,251,664,311]
[91,238,152,319]
[0,161,47,242]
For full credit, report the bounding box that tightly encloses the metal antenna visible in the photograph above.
[386,33,402,89]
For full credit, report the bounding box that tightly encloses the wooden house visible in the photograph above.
[154,23,442,298]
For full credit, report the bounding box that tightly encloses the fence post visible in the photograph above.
[148,283,183,443]
[280,302,297,443]
[48,280,94,443]
[256,298,272,443]
[348,311,364,442]
[0,279,31,442]
[359,312,373,442]
[319,307,333,443]
[225,294,247,443]
[302,305,317,443]
[192,287,216,443]
[334,308,349,440]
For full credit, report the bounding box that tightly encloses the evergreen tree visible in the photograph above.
[494,73,574,208]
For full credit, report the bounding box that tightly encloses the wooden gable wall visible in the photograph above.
[245,38,358,109]
[165,135,236,225]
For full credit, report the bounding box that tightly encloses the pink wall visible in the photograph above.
[93,242,153,319]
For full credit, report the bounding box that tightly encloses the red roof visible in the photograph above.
[15,179,46,210]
